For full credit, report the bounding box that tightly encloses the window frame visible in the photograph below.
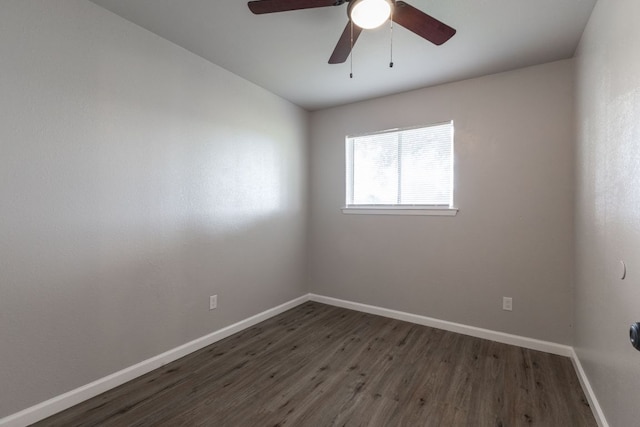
[342,121,458,216]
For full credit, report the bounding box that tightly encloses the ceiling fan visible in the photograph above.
[247,0,456,64]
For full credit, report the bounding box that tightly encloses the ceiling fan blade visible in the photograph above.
[392,1,456,45]
[329,21,363,64]
[248,0,337,14]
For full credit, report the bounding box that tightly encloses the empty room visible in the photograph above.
[1,0,638,426]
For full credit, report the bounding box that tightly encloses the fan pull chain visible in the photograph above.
[350,20,354,78]
[389,7,394,68]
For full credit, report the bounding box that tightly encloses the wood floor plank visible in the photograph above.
[32,302,597,427]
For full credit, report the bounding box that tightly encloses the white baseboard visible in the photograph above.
[309,294,573,356]
[0,294,310,427]
[1,293,608,427]
[569,348,609,427]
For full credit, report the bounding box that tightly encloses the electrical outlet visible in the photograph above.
[209,295,218,310]
[503,297,513,311]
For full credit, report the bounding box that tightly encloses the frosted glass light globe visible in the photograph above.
[350,0,392,30]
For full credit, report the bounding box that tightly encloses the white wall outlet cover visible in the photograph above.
[209,295,218,310]
[502,297,513,311]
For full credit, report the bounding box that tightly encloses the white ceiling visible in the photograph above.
[88,0,597,111]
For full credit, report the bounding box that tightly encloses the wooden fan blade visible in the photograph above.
[248,0,337,14]
[328,22,363,64]
[392,1,456,45]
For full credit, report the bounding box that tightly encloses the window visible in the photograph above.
[344,121,456,215]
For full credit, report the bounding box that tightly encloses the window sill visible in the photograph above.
[341,206,458,216]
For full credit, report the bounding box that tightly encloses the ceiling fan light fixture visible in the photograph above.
[349,0,392,30]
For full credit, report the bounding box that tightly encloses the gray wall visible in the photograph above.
[0,0,308,417]
[308,60,575,344]
[574,0,640,425]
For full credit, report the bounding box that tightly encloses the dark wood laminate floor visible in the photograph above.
[33,302,597,427]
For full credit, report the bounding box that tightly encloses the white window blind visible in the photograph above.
[346,121,454,207]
